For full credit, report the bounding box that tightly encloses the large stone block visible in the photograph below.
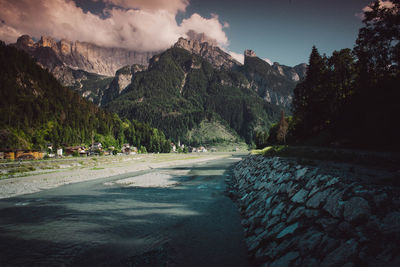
[323,190,344,218]
[343,197,370,223]
[291,189,309,204]
[306,188,332,208]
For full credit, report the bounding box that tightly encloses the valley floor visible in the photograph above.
[0,153,235,199]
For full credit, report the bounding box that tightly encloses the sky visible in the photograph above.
[0,0,379,66]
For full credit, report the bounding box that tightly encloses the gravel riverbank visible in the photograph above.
[0,153,231,199]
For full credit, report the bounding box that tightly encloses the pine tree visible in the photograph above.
[276,111,289,144]
[292,46,328,137]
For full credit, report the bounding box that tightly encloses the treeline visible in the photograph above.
[105,47,279,144]
[267,1,400,150]
[0,42,170,152]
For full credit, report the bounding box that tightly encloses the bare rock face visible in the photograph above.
[243,51,297,109]
[14,35,158,76]
[294,63,308,80]
[13,35,158,104]
[14,35,35,49]
[244,49,257,57]
[242,49,308,110]
[174,36,241,70]
[272,62,308,82]
[101,64,146,106]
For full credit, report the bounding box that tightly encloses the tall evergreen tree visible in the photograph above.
[276,111,289,144]
[292,46,328,138]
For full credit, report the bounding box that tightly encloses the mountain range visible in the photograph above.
[13,35,158,104]
[10,33,307,146]
[0,42,170,152]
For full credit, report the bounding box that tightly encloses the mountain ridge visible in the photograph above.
[12,34,306,110]
[14,35,158,76]
[104,46,281,144]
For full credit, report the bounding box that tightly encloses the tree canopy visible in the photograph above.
[288,0,400,150]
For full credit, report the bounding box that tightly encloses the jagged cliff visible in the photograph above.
[243,50,299,109]
[172,38,306,110]
[272,62,307,82]
[13,34,307,111]
[14,35,158,76]
[101,64,146,105]
[174,37,240,70]
[13,35,158,104]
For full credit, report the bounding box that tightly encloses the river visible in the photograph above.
[0,156,251,266]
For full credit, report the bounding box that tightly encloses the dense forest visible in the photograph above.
[105,47,280,144]
[270,0,400,151]
[0,42,170,152]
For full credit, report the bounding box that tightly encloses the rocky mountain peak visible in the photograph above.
[13,34,159,76]
[186,30,217,46]
[174,33,241,70]
[16,35,35,48]
[244,49,257,57]
[38,36,57,48]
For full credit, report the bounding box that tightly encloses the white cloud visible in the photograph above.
[0,0,229,51]
[229,51,244,64]
[264,58,273,65]
[0,22,22,43]
[102,0,189,13]
[180,13,229,47]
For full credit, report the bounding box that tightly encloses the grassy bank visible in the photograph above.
[252,145,400,169]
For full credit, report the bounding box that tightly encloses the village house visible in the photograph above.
[121,144,138,154]
[171,143,176,152]
[198,146,208,153]
[0,150,44,160]
[121,144,131,154]
[4,151,15,160]
[90,142,102,151]
[65,146,87,156]
[57,148,63,157]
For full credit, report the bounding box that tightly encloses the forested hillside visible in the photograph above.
[105,47,280,144]
[0,42,170,152]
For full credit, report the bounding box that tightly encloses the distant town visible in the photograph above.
[0,141,218,161]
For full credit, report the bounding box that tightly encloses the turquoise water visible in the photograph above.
[0,157,250,266]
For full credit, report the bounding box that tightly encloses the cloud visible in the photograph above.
[356,0,395,19]
[0,0,228,51]
[180,13,229,47]
[0,21,22,43]
[229,51,244,64]
[264,58,273,65]
[103,0,189,13]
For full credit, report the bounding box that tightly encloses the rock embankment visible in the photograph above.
[231,155,400,266]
